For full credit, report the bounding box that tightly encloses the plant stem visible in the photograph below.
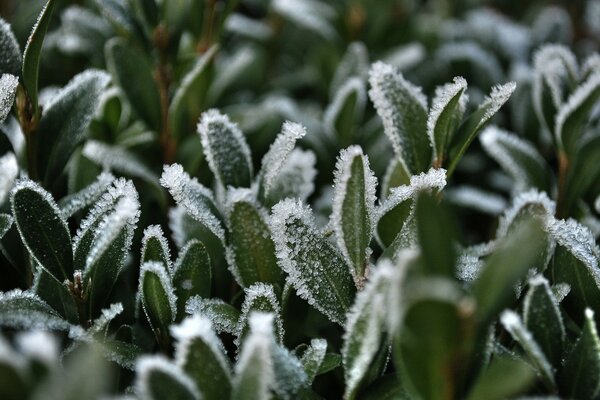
[556,151,569,218]
[16,86,40,181]
[153,24,176,164]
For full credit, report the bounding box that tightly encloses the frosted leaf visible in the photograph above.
[368,61,429,173]
[299,339,327,383]
[269,199,356,325]
[185,297,240,335]
[0,74,18,123]
[435,42,504,84]
[51,6,111,56]
[236,283,284,349]
[331,146,377,286]
[0,289,71,330]
[233,312,275,400]
[208,47,256,102]
[161,164,225,244]
[259,121,307,200]
[382,43,426,71]
[586,0,600,37]
[136,356,201,400]
[343,260,395,399]
[16,330,59,364]
[198,109,253,195]
[1,114,24,155]
[331,42,369,96]
[480,126,548,193]
[0,151,18,205]
[551,282,571,303]
[532,6,573,45]
[555,72,600,152]
[427,76,468,160]
[264,148,317,207]
[583,53,600,80]
[384,249,418,333]
[446,186,507,215]
[82,140,159,187]
[141,225,173,273]
[456,252,484,282]
[271,0,336,40]
[533,44,579,83]
[476,82,517,130]
[270,342,308,399]
[497,189,555,238]
[59,172,114,219]
[0,18,22,76]
[89,303,124,338]
[225,14,272,40]
[138,261,177,329]
[324,77,366,138]
[500,310,555,387]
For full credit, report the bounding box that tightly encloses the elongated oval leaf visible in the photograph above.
[263,148,317,208]
[174,240,211,318]
[381,158,411,198]
[106,37,161,130]
[139,261,176,344]
[324,78,366,146]
[186,297,240,335]
[0,18,21,76]
[37,69,111,185]
[58,172,114,219]
[172,315,232,400]
[236,283,284,348]
[270,199,356,325]
[0,289,70,330]
[0,74,18,124]
[368,61,430,174]
[466,356,535,400]
[22,0,57,112]
[33,267,78,324]
[10,179,73,281]
[226,188,281,288]
[300,339,327,384]
[136,356,201,400]
[332,146,377,287]
[141,225,172,271]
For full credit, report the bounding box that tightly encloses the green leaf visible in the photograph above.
[198,109,253,191]
[139,262,176,344]
[185,297,240,335]
[21,0,57,113]
[105,37,162,130]
[559,308,600,399]
[555,73,600,156]
[10,179,73,281]
[564,134,600,215]
[480,126,550,193]
[0,18,22,76]
[466,356,535,400]
[381,158,411,198]
[173,240,211,319]
[271,342,309,398]
[172,315,233,400]
[299,339,327,383]
[37,70,111,185]
[100,339,143,370]
[500,310,555,389]
[368,62,430,174]
[361,374,408,400]
[226,188,281,288]
[427,77,468,163]
[169,45,218,140]
[472,218,545,325]
[33,267,78,324]
[141,225,172,271]
[324,78,366,146]
[236,283,284,348]
[0,289,70,330]
[93,0,147,44]
[447,82,516,176]
[0,213,12,239]
[136,356,201,400]
[0,74,18,124]
[318,352,343,375]
[332,146,377,287]
[270,199,356,325]
[58,172,114,219]
[523,275,565,366]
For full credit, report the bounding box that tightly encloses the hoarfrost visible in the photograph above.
[141,225,173,272]
[324,77,366,137]
[236,283,284,347]
[138,261,177,325]
[136,355,201,400]
[16,330,59,364]
[0,152,18,205]
[59,172,114,219]
[496,189,555,238]
[185,297,239,335]
[446,185,507,215]
[0,289,71,331]
[0,74,18,123]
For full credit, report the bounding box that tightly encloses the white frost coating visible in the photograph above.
[435,42,503,83]
[331,42,369,96]
[583,53,600,79]
[160,164,225,243]
[547,218,600,288]
[185,297,239,334]
[269,148,317,203]
[0,289,71,330]
[368,61,428,163]
[84,195,140,275]
[16,330,58,364]
[0,74,18,123]
[138,261,177,325]
[456,253,484,282]
[446,185,507,215]
[480,125,547,193]
[259,121,307,198]
[236,283,284,347]
[89,303,124,337]
[0,18,22,75]
[59,172,114,219]
[209,47,255,101]
[271,0,336,40]
[500,310,555,385]
[476,81,517,130]
[0,152,18,205]
[523,275,565,339]
[82,140,159,186]
[342,260,395,397]
[551,283,571,303]
[225,13,272,40]
[141,225,173,273]
[555,72,600,146]
[496,189,555,238]
[427,76,468,159]
[383,42,426,72]
[171,314,232,378]
[324,77,366,137]
[331,146,377,284]
[533,44,579,83]
[136,355,201,400]
[384,249,417,333]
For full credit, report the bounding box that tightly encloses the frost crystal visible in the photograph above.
[0,152,18,205]
[523,276,564,340]
[138,261,177,325]
[0,74,18,123]
[90,303,124,337]
[267,148,317,204]
[185,297,239,335]
[16,330,59,364]
[477,81,517,130]
[583,53,600,79]
[236,283,284,347]
[136,356,201,400]
[446,186,507,215]
[59,172,114,219]
[0,289,71,331]
[259,121,307,198]
[160,164,225,243]
[141,225,173,272]
[0,18,22,76]
[271,0,336,40]
[456,252,484,282]
[324,77,366,137]
[496,189,555,238]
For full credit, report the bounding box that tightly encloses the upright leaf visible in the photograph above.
[141,225,172,272]
[331,146,377,287]
[136,356,201,400]
[58,172,114,219]
[270,199,356,325]
[10,180,73,281]
[185,297,240,335]
[466,356,535,400]
[138,261,176,344]
[324,78,366,145]
[300,339,327,383]
[0,18,22,76]
[236,283,284,348]
[0,289,70,330]
[22,0,57,112]
[263,148,317,208]
[33,267,78,324]
[173,240,212,318]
